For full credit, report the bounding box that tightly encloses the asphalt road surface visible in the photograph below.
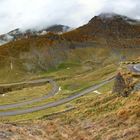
[0,77,114,117]
[128,63,140,73]
[133,64,140,72]
[0,79,59,110]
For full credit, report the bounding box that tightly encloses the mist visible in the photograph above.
[0,0,140,34]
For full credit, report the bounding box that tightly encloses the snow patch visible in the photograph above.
[59,87,62,91]
[55,87,62,95]
[93,90,102,95]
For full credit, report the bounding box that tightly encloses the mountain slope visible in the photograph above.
[0,13,140,140]
[1,13,140,47]
[0,13,139,80]
[62,13,140,47]
[0,90,139,140]
[0,25,70,46]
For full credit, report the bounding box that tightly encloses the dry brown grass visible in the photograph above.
[0,91,139,140]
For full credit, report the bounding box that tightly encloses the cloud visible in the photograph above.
[0,0,140,34]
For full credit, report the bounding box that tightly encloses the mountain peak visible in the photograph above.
[98,12,120,19]
[89,13,139,24]
[45,25,70,33]
[0,24,71,46]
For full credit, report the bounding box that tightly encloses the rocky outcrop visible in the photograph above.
[113,72,135,97]
[113,59,140,97]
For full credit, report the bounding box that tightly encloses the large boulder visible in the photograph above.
[113,72,134,97]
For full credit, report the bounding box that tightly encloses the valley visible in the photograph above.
[0,13,140,140]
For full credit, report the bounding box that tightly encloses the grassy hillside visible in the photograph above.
[0,88,139,140]
[0,14,140,84]
[0,44,139,140]
[0,14,140,139]
[0,36,140,83]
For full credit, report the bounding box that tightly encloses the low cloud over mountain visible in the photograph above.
[0,0,140,34]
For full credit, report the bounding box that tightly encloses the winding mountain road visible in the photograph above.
[0,77,114,117]
[0,79,59,110]
[1,63,138,117]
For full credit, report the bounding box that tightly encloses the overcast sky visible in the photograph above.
[0,0,140,34]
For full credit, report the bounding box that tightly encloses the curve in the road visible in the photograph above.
[128,63,140,73]
[0,77,114,117]
[0,79,59,110]
[133,64,140,72]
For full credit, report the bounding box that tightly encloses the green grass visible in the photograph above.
[0,63,116,111]
[0,83,52,105]
[98,81,114,93]
[1,61,115,121]
[1,47,139,122]
[0,83,114,123]
[0,61,116,122]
